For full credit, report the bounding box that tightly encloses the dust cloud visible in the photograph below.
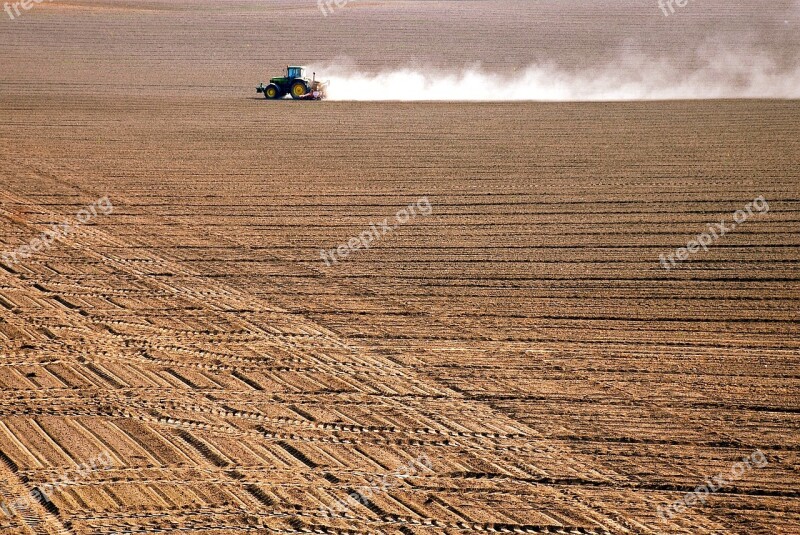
[313,51,800,101]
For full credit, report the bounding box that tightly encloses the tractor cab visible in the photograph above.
[287,66,305,80]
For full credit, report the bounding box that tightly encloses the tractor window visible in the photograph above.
[288,67,303,79]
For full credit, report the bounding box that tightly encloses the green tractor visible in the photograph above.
[256,66,328,100]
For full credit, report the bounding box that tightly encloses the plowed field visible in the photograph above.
[1,1,798,534]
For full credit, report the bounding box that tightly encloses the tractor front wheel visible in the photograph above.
[290,81,309,99]
[264,84,281,100]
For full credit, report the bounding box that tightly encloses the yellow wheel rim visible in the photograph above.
[292,84,306,97]
[266,87,277,98]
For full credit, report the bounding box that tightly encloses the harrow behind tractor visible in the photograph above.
[257,66,328,100]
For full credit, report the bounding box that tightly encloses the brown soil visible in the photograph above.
[0,1,799,534]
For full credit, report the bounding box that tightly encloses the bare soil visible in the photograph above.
[0,1,798,534]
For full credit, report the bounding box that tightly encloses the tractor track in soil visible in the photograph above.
[1,1,799,534]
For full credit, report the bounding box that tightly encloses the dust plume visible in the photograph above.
[312,52,800,102]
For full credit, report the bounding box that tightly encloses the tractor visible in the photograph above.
[256,66,328,100]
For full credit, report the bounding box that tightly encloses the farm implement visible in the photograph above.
[257,66,328,100]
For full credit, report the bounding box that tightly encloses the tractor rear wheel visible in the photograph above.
[264,84,281,100]
[290,81,309,99]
